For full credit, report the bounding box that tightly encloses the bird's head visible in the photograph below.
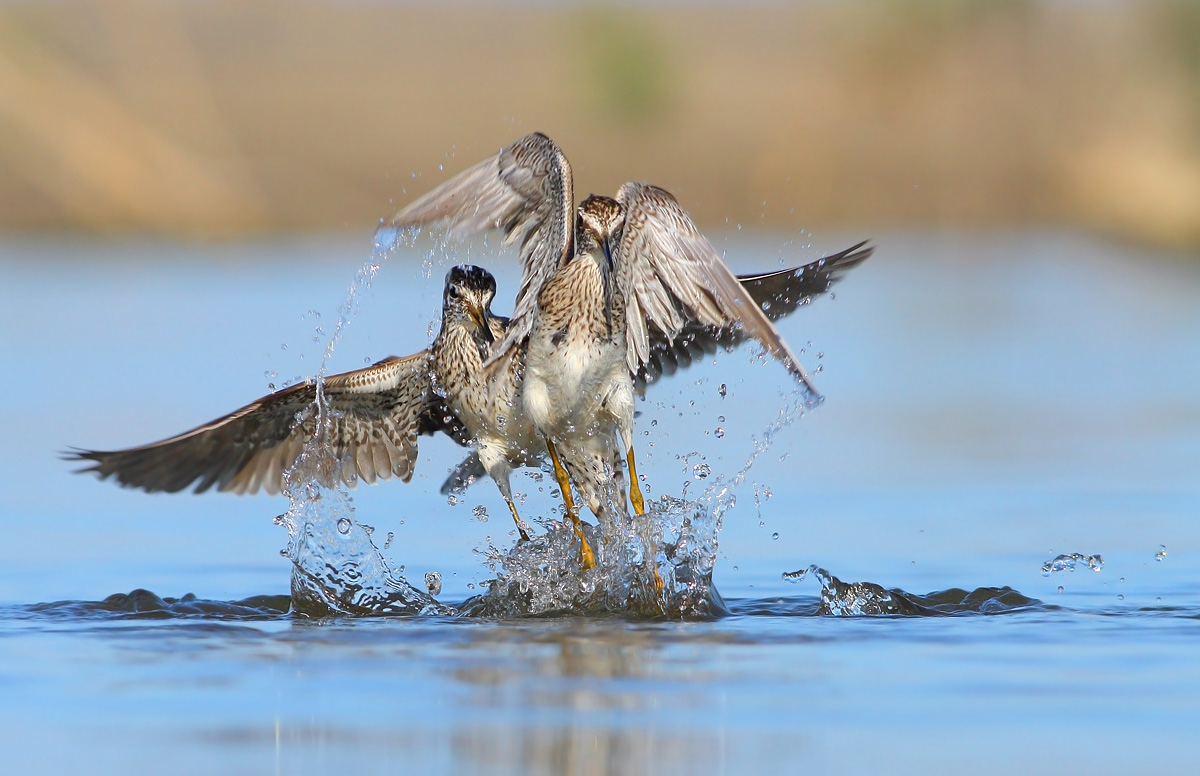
[443,265,497,344]
[576,195,625,273]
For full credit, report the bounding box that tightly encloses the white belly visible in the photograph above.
[524,331,628,439]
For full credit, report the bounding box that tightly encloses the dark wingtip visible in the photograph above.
[61,447,104,472]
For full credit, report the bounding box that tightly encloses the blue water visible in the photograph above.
[1,231,1198,773]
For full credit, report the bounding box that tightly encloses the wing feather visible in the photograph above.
[616,183,837,402]
[69,351,455,495]
[384,132,574,362]
[634,241,873,389]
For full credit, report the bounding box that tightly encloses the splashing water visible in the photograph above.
[782,565,1039,617]
[783,565,901,616]
[457,390,813,619]
[274,231,454,617]
[1041,553,1104,576]
[273,228,816,619]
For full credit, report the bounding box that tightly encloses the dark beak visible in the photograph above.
[470,305,494,344]
[601,236,615,337]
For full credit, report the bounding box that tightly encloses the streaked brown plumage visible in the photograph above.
[69,245,871,547]
[383,132,874,571]
[68,267,541,531]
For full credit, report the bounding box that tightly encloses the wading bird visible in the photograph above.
[382,132,871,567]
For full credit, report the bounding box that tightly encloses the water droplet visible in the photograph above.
[1119,577,1125,583]
[447,494,459,506]
[1041,552,1103,576]
[1156,545,1167,562]
[772,532,779,540]
[717,415,725,423]
[1117,594,1124,601]
[336,517,351,534]
[718,383,727,399]
[438,164,444,171]
[714,427,725,438]
[1057,585,1064,594]
[425,571,442,596]
[692,463,711,479]
[472,505,489,523]
[384,531,394,549]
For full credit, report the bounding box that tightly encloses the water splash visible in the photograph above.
[783,565,902,616]
[1041,553,1104,576]
[274,232,455,617]
[272,228,815,619]
[781,566,1040,617]
[458,492,730,619]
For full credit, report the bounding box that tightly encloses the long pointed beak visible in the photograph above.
[470,306,494,344]
[601,237,615,337]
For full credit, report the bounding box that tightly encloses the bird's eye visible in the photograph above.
[448,286,461,299]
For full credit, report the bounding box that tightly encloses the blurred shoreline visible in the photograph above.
[1,0,1199,251]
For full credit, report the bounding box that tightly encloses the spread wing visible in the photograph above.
[616,182,826,403]
[635,241,873,389]
[439,242,873,496]
[382,132,573,361]
[69,352,459,495]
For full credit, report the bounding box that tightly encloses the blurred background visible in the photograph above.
[2,0,1200,248]
[4,6,1200,772]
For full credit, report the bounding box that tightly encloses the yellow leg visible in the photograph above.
[626,446,646,517]
[546,438,596,570]
[506,500,531,542]
[621,443,660,595]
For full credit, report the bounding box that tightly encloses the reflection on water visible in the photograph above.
[7,572,1200,775]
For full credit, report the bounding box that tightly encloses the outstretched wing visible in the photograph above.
[69,352,457,495]
[441,243,874,495]
[383,132,573,360]
[635,241,874,388]
[616,182,825,403]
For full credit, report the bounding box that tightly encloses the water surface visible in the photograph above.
[1,231,1197,773]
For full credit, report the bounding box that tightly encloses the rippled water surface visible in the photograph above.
[2,232,1198,774]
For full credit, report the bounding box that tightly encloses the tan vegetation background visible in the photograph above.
[2,0,1200,248]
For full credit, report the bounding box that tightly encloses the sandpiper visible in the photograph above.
[69,267,549,539]
[384,132,871,568]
